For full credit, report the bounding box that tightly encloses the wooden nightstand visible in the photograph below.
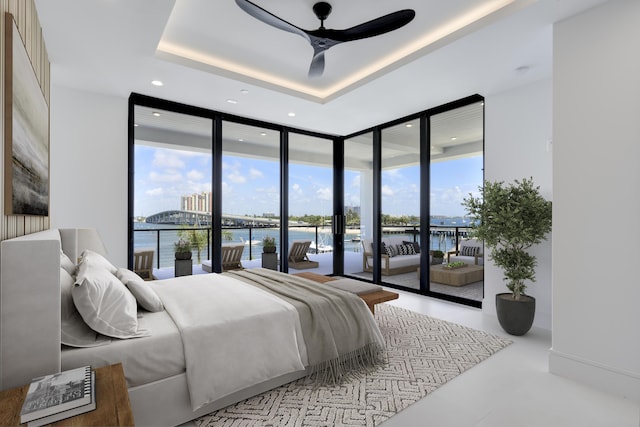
[0,363,134,426]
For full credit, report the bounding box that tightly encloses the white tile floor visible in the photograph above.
[381,289,639,427]
[165,262,638,426]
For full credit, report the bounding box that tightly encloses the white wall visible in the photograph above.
[483,78,553,330]
[550,0,640,400]
[49,86,129,267]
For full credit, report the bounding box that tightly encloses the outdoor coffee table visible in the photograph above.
[430,263,484,286]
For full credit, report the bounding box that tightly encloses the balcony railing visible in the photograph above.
[133,224,474,269]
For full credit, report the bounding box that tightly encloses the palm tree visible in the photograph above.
[178,227,208,264]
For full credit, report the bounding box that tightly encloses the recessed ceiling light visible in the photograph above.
[151,80,163,86]
[260,132,267,136]
[152,112,161,117]
[134,123,139,127]
[288,112,296,117]
[451,137,457,141]
[238,138,244,142]
[226,99,238,104]
[240,89,249,94]
[405,124,413,128]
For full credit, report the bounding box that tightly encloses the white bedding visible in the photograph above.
[61,310,184,387]
[151,273,308,411]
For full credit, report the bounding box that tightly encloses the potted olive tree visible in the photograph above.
[462,177,552,335]
[262,235,276,253]
[174,238,193,260]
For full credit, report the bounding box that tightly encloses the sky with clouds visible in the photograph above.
[135,145,483,218]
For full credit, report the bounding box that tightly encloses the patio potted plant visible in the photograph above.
[462,177,552,336]
[262,235,276,253]
[430,250,444,265]
[174,238,192,260]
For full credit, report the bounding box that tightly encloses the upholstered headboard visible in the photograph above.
[0,228,108,390]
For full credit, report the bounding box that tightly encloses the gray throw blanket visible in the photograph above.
[224,269,386,383]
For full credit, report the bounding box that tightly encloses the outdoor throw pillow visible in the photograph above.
[403,240,420,254]
[397,243,416,256]
[381,242,397,257]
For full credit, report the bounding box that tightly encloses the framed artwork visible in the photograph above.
[4,13,49,216]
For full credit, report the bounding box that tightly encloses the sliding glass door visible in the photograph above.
[380,119,421,290]
[428,100,484,304]
[288,133,334,273]
[221,120,280,267]
[343,132,373,277]
[132,105,212,276]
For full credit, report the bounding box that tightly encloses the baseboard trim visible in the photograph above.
[549,349,640,401]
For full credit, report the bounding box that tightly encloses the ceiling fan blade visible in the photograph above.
[308,50,325,78]
[318,9,415,42]
[235,0,310,43]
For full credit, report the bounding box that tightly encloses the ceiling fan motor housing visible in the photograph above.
[313,2,332,22]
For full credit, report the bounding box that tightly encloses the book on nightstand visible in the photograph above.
[19,365,96,426]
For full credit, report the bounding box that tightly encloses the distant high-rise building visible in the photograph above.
[181,192,212,214]
[345,205,360,215]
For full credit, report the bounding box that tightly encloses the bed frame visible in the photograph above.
[0,229,307,426]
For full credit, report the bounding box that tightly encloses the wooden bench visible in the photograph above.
[294,272,399,314]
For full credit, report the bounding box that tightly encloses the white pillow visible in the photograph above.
[60,250,77,276]
[60,268,111,347]
[80,249,118,274]
[73,262,149,339]
[61,267,76,321]
[116,268,164,312]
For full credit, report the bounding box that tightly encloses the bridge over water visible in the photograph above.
[144,210,284,227]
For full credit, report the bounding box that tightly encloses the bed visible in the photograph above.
[0,228,385,426]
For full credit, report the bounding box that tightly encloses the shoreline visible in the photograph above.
[289,227,360,236]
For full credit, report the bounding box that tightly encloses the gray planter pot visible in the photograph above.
[263,246,276,253]
[431,257,443,265]
[496,293,535,336]
[175,251,192,260]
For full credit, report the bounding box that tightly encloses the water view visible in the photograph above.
[134,217,471,269]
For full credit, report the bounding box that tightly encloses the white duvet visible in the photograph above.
[151,273,308,411]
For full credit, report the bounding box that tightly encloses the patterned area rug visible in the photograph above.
[196,304,512,427]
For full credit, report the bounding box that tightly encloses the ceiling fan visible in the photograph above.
[235,0,416,78]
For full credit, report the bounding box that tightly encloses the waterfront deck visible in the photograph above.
[151,251,482,302]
